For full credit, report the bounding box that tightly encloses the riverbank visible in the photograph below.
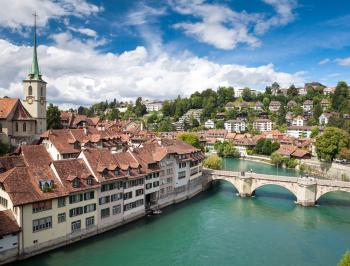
[16,178,350,266]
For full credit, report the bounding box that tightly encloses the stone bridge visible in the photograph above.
[204,169,350,206]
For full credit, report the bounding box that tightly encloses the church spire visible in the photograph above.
[30,12,41,80]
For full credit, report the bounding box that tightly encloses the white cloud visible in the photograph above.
[0,0,101,29]
[319,58,330,65]
[125,3,167,26]
[68,27,97,37]
[255,0,297,34]
[170,0,297,50]
[0,35,304,108]
[336,57,350,66]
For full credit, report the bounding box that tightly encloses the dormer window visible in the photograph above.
[86,176,93,185]
[72,178,80,188]
[127,167,131,176]
[138,166,141,174]
[102,169,108,177]
[74,142,81,149]
[114,168,120,176]
[0,167,4,173]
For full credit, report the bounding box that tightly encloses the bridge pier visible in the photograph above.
[296,178,317,207]
[237,175,253,197]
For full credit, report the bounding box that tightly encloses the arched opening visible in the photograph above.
[40,87,44,97]
[23,122,26,132]
[252,184,297,201]
[317,190,350,206]
[15,122,18,132]
[28,86,33,96]
[212,179,239,195]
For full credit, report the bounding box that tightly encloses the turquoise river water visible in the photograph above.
[15,158,350,266]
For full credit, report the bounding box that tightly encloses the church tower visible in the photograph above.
[22,13,47,135]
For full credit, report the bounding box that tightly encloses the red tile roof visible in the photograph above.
[0,210,20,236]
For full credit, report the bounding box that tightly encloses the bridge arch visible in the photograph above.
[211,175,242,195]
[316,188,350,202]
[251,183,298,200]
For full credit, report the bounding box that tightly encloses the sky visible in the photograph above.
[0,0,350,108]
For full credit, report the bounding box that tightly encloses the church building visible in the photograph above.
[0,16,47,147]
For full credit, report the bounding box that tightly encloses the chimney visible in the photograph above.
[83,123,87,135]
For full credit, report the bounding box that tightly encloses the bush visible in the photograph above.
[338,251,350,266]
[203,155,223,170]
[271,152,283,166]
[214,141,240,158]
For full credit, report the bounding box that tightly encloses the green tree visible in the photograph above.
[158,118,173,132]
[313,102,323,121]
[338,251,350,266]
[107,108,120,121]
[315,127,350,162]
[332,81,349,111]
[271,152,283,166]
[134,97,147,117]
[214,141,240,158]
[310,127,320,138]
[0,139,9,156]
[217,87,234,106]
[47,103,63,129]
[242,88,252,101]
[203,155,222,170]
[177,132,203,150]
[287,84,298,96]
[277,105,286,126]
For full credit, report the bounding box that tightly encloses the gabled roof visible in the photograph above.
[0,98,34,121]
[0,210,20,236]
[52,159,99,193]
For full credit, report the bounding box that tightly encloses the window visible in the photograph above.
[111,193,122,202]
[84,191,94,200]
[72,178,80,188]
[146,183,152,189]
[69,194,83,204]
[136,189,144,196]
[153,181,159,187]
[15,122,18,132]
[101,182,121,192]
[57,197,65,208]
[32,200,52,213]
[101,169,108,177]
[33,216,52,232]
[101,208,110,219]
[179,162,186,168]
[86,177,93,185]
[0,196,8,208]
[58,213,66,223]
[71,220,81,233]
[123,199,144,212]
[123,191,132,200]
[23,122,26,132]
[99,196,110,205]
[86,216,94,228]
[0,123,2,133]
[28,86,32,96]
[40,87,43,97]
[114,169,120,176]
[69,207,83,217]
[112,205,121,215]
[178,171,186,179]
[84,203,96,213]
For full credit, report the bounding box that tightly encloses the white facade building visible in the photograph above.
[224,120,246,133]
[204,119,215,129]
[253,119,272,132]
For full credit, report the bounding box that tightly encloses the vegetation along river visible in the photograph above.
[15,158,350,266]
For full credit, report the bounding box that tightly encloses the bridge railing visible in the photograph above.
[204,168,350,188]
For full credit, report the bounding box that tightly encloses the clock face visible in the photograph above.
[26,97,34,104]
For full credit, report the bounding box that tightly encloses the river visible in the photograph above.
[15,158,350,266]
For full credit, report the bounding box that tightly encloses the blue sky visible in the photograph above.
[0,0,349,108]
